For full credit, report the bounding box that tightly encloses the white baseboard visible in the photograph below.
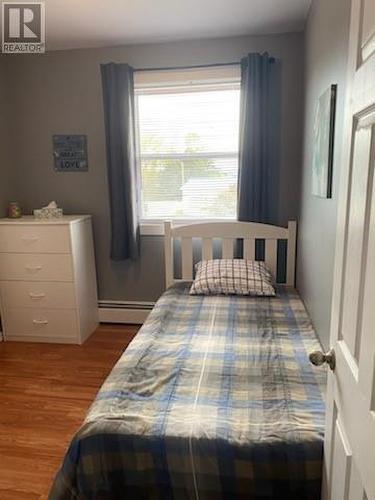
[98,300,154,325]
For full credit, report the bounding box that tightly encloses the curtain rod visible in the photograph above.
[134,62,240,73]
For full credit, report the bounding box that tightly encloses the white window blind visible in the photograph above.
[135,72,240,220]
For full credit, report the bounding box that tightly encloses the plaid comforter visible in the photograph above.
[50,284,326,500]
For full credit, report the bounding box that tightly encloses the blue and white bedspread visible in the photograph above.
[50,283,326,500]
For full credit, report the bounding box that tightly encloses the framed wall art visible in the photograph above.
[53,134,88,172]
[311,84,337,198]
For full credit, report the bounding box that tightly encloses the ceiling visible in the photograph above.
[39,0,311,50]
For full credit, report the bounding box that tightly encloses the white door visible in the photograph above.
[318,0,375,498]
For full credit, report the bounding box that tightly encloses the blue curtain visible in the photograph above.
[101,63,140,260]
[237,53,279,224]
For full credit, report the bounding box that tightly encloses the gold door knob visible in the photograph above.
[309,349,336,371]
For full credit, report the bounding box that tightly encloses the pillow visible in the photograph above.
[189,259,276,296]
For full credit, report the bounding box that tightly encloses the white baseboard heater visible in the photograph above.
[98,300,155,324]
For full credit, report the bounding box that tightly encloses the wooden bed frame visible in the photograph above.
[164,220,297,288]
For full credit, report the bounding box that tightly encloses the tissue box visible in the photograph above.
[33,208,63,219]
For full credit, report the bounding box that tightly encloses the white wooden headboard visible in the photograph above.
[164,220,297,288]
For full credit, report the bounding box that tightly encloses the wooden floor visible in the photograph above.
[0,324,139,500]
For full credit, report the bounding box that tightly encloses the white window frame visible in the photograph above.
[134,66,241,235]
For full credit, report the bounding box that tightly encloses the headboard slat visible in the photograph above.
[265,239,278,278]
[243,238,255,260]
[222,238,234,259]
[202,238,213,260]
[181,237,193,280]
[164,221,174,288]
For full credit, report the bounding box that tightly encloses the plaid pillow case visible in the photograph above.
[189,259,276,296]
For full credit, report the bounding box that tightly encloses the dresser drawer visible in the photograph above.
[0,253,73,281]
[0,281,76,309]
[0,225,71,253]
[4,307,78,339]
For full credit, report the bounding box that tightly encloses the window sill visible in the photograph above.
[140,219,236,236]
[140,223,165,236]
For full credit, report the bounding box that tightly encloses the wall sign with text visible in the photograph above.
[53,135,88,172]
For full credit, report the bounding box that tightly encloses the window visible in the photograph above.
[135,68,240,221]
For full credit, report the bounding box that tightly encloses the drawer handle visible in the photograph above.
[33,319,48,325]
[22,236,39,242]
[25,265,42,273]
[29,292,46,299]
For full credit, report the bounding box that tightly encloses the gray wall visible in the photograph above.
[3,33,304,302]
[297,0,351,348]
[0,59,15,217]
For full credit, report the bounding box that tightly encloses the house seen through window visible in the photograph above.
[135,74,240,220]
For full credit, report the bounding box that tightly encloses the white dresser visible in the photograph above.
[0,215,99,344]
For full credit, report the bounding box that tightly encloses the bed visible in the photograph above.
[50,221,326,500]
